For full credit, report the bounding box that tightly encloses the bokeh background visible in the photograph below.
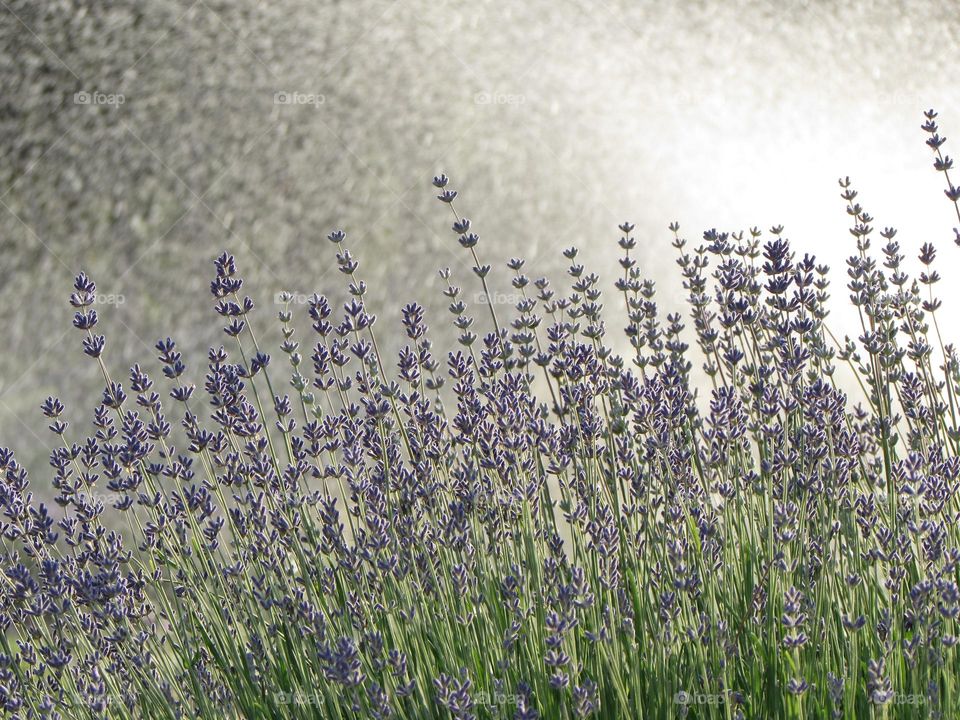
[1,0,958,476]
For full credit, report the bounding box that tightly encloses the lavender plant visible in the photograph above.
[4,111,960,719]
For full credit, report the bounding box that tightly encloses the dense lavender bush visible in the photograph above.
[5,111,960,719]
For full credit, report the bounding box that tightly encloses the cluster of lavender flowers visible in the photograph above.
[3,111,960,719]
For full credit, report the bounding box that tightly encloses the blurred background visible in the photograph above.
[1,0,958,475]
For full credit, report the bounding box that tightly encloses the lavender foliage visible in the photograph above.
[3,112,960,718]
